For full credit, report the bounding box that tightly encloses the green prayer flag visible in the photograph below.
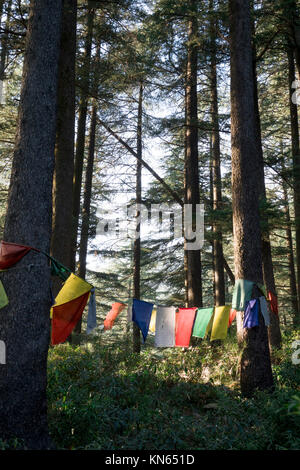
[50,258,70,281]
[0,280,8,309]
[231,279,254,311]
[192,307,214,339]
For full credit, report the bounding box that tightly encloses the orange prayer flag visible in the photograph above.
[228,308,237,327]
[268,291,278,315]
[104,302,126,330]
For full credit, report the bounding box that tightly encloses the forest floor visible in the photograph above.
[45,314,300,450]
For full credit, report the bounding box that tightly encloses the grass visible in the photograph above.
[46,325,300,450]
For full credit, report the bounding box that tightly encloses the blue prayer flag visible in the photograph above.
[243,299,259,329]
[132,299,154,342]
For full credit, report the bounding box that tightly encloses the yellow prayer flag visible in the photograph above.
[149,308,157,333]
[50,273,93,318]
[210,305,231,341]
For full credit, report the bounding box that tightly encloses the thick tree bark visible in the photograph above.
[51,0,77,294]
[71,1,95,271]
[0,0,62,448]
[229,0,274,397]
[132,82,143,353]
[287,44,300,314]
[184,1,202,308]
[209,4,225,307]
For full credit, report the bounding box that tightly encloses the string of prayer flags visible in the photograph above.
[50,257,70,281]
[132,299,154,342]
[149,307,157,334]
[51,273,93,345]
[259,296,270,327]
[268,291,278,315]
[210,305,231,341]
[0,280,8,309]
[228,308,237,327]
[154,306,176,347]
[175,307,197,347]
[192,307,214,339]
[0,241,35,270]
[86,288,97,334]
[231,279,254,311]
[243,299,259,329]
[104,302,126,330]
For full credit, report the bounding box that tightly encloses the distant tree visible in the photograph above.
[51,0,77,293]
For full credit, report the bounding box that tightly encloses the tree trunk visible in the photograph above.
[0,0,62,448]
[209,3,225,307]
[70,1,95,271]
[0,0,12,82]
[74,42,101,338]
[251,18,282,350]
[281,156,300,325]
[184,0,202,308]
[51,0,77,294]
[229,0,274,397]
[287,44,300,314]
[285,0,300,79]
[132,82,143,353]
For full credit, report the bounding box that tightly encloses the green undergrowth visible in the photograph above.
[46,328,300,450]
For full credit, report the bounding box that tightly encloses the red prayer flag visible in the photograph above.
[228,308,237,327]
[51,291,90,345]
[175,307,197,347]
[0,241,36,269]
[268,291,278,315]
[104,302,126,330]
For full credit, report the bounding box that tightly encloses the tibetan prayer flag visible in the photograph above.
[86,288,97,334]
[50,257,70,281]
[192,307,214,339]
[51,273,93,344]
[51,273,92,314]
[149,308,157,333]
[154,306,176,347]
[243,299,259,329]
[51,292,90,345]
[268,291,278,315]
[204,312,214,338]
[0,280,8,309]
[210,305,231,341]
[132,299,154,342]
[228,308,237,327]
[0,241,33,270]
[175,307,197,347]
[259,296,270,327]
[104,302,125,330]
[232,279,254,311]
